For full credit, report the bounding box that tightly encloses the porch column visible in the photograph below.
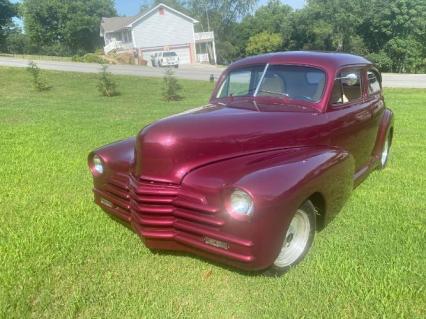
[212,39,217,65]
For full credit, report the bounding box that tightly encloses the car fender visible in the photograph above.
[372,108,394,164]
[182,146,354,268]
[88,137,135,184]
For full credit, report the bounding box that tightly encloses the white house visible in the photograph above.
[100,3,217,65]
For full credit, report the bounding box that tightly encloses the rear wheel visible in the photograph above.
[265,200,316,276]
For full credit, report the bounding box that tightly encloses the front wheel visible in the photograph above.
[265,200,316,276]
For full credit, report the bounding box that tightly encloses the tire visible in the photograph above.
[379,131,392,169]
[264,200,316,276]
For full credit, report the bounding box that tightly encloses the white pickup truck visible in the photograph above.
[151,51,179,68]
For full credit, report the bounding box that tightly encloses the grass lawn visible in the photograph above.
[0,53,73,62]
[0,67,424,318]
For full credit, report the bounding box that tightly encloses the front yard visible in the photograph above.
[0,67,424,318]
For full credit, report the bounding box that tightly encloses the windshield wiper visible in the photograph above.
[229,87,256,97]
[257,89,289,97]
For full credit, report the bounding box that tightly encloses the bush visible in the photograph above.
[27,61,50,92]
[162,68,183,101]
[83,53,106,64]
[72,53,107,64]
[97,65,118,97]
[367,51,394,72]
[246,32,283,56]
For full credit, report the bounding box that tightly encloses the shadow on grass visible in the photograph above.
[106,214,267,278]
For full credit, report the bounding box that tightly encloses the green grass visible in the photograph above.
[0,53,73,62]
[0,67,425,318]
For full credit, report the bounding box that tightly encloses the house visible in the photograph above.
[100,3,217,65]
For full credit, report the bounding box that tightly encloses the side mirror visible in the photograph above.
[338,73,359,86]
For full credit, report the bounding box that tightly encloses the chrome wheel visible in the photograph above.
[381,137,390,166]
[274,209,311,268]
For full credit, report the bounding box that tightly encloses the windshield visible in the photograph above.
[216,65,265,98]
[217,65,326,102]
[163,52,177,57]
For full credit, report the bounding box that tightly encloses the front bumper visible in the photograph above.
[92,173,272,270]
[160,59,179,66]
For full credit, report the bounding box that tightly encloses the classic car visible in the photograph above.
[88,51,393,275]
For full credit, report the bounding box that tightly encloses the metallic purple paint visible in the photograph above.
[88,52,394,271]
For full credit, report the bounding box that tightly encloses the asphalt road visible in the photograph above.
[0,56,425,88]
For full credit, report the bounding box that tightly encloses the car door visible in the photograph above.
[365,68,386,154]
[326,67,379,173]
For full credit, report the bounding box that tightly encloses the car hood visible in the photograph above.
[134,101,323,184]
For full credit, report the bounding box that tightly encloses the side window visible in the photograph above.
[330,69,362,105]
[367,70,381,95]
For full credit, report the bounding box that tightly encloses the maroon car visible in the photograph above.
[88,52,393,275]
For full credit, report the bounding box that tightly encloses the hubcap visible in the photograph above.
[381,138,390,166]
[274,209,311,268]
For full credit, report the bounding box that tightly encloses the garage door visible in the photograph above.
[173,47,191,64]
[142,45,192,65]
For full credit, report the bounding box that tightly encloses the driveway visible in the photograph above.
[0,56,425,88]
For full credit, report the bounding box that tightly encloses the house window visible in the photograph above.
[159,8,165,15]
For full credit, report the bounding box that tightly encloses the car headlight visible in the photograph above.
[228,189,254,217]
[91,155,104,175]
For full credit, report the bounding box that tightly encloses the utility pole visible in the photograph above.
[205,5,210,32]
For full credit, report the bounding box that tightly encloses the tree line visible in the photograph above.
[0,0,424,73]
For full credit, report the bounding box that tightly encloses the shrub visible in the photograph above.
[367,51,394,72]
[246,32,283,56]
[83,53,106,64]
[71,53,107,64]
[27,61,50,92]
[97,65,118,97]
[162,68,183,101]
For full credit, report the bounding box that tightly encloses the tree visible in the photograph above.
[21,0,116,55]
[97,65,118,97]
[240,0,292,41]
[0,0,18,50]
[246,32,283,55]
[358,0,426,73]
[289,0,366,52]
[189,0,257,32]
[163,68,183,101]
[5,28,31,54]
[188,0,258,63]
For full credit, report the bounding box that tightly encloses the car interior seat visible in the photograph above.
[258,74,285,96]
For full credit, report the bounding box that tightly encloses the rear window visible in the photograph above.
[163,52,177,57]
[368,70,381,95]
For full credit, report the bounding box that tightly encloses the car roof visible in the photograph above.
[229,51,372,72]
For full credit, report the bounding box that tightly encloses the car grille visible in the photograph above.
[128,175,225,235]
[94,173,254,263]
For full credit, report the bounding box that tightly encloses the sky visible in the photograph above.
[116,0,305,16]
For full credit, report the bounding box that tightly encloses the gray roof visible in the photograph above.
[101,3,198,34]
[101,16,135,33]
